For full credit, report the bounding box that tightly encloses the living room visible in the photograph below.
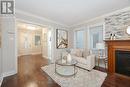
[0,0,130,87]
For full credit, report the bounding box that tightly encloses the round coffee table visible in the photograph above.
[55,59,78,77]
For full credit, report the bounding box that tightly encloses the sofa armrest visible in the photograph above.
[86,54,95,67]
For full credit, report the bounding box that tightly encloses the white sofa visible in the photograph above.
[63,49,95,71]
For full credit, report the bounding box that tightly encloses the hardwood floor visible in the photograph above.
[1,54,130,87]
[1,54,60,87]
[94,67,130,87]
[102,73,130,87]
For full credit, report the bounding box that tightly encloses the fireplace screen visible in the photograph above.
[115,50,130,76]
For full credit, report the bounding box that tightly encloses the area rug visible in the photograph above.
[41,64,107,87]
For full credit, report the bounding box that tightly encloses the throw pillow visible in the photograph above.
[83,49,90,58]
[71,49,76,55]
[75,49,83,57]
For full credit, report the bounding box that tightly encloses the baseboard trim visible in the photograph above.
[0,71,16,86]
[2,70,17,78]
[18,53,42,57]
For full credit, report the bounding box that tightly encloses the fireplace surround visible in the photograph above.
[105,40,130,74]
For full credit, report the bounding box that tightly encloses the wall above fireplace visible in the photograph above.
[105,10,130,40]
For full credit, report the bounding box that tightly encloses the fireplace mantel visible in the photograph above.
[105,40,130,73]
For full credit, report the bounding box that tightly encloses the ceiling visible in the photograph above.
[16,0,130,26]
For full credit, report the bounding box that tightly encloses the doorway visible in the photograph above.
[17,21,52,60]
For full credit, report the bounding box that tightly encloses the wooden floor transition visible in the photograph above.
[1,54,130,87]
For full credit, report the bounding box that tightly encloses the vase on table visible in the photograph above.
[67,53,72,63]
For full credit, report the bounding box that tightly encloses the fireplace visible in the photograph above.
[105,40,130,74]
[115,50,130,76]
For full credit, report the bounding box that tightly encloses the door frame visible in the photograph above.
[16,19,53,59]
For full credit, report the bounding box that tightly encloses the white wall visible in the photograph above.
[0,48,2,86]
[68,29,74,48]
[1,17,17,77]
[0,17,2,85]
[42,28,48,58]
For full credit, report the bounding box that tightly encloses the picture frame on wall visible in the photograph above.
[35,35,41,46]
[56,29,68,49]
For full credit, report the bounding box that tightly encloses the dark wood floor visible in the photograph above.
[1,54,60,87]
[1,54,130,87]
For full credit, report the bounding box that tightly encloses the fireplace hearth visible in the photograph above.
[115,50,130,76]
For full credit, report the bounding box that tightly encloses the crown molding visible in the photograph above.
[15,6,130,29]
[70,6,130,28]
[16,9,69,28]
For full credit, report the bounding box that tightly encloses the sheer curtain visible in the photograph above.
[75,30,84,49]
[89,25,103,55]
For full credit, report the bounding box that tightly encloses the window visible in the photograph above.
[75,30,84,48]
[89,25,103,49]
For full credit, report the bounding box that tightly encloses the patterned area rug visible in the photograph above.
[41,64,107,87]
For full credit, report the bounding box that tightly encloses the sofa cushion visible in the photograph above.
[71,49,83,57]
[72,55,87,64]
[75,49,83,57]
[83,49,90,58]
[71,49,76,55]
